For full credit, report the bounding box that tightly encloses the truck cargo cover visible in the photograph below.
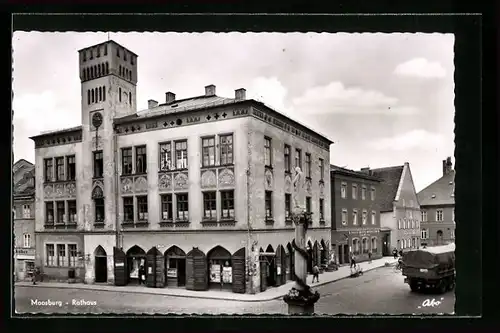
[403,243,455,269]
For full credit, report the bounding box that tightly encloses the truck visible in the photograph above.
[401,243,455,294]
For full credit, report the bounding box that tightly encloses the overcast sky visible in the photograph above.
[12,32,454,192]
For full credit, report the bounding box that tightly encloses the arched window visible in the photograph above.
[119,88,122,102]
[129,92,132,105]
[362,238,368,253]
[371,237,377,251]
[352,238,359,255]
[99,87,102,101]
[97,64,101,76]
[87,90,90,105]
[131,55,135,65]
[90,66,94,78]
[119,65,122,76]
[23,233,31,248]
[104,44,107,56]
[91,89,95,103]
[421,228,428,239]
[105,62,109,74]
[86,68,90,79]
[94,65,97,78]
[82,69,86,81]
[124,51,127,61]
[102,86,106,101]
[97,45,100,57]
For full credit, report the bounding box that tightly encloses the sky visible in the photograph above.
[12,32,455,192]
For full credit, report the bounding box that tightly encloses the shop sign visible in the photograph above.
[277,265,281,276]
[15,248,35,256]
[167,268,177,278]
[348,229,378,237]
[210,264,221,283]
[115,262,124,267]
[222,266,232,283]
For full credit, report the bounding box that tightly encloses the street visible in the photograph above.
[14,266,454,315]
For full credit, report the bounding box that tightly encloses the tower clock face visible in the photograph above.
[92,112,103,128]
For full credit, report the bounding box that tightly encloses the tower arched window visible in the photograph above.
[99,87,102,101]
[119,88,122,102]
[90,67,94,79]
[97,46,100,57]
[129,92,132,105]
[97,64,101,76]
[102,86,106,101]
[91,89,95,103]
[82,69,86,81]
[86,68,90,79]
[105,62,109,75]
[131,55,134,65]
[87,90,90,105]
[94,65,98,78]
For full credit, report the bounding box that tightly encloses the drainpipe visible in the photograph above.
[114,129,121,249]
[246,125,255,294]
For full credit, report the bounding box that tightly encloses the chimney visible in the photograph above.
[148,99,158,109]
[235,88,246,101]
[205,85,216,96]
[443,156,453,175]
[360,167,371,175]
[165,92,176,104]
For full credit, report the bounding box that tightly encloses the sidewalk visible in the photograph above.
[16,256,398,302]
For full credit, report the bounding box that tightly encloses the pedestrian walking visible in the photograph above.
[350,253,356,268]
[368,250,372,263]
[392,248,398,259]
[312,264,320,283]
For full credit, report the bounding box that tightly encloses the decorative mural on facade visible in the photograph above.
[201,170,217,189]
[121,177,133,194]
[158,173,172,191]
[218,168,235,187]
[65,182,77,197]
[174,172,189,190]
[44,184,54,198]
[55,184,65,197]
[134,176,148,193]
[305,178,312,195]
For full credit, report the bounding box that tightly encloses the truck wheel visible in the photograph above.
[447,278,455,291]
[437,280,447,294]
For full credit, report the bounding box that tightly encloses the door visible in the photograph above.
[186,248,208,291]
[232,248,246,294]
[95,256,107,283]
[113,247,128,286]
[343,245,349,264]
[177,259,186,287]
[437,230,443,245]
[260,260,267,292]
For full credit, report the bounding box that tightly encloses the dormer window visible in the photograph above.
[89,49,93,60]
[104,44,107,56]
[131,55,135,65]
[431,194,436,199]
[124,51,127,61]
[97,46,101,57]
[117,47,120,58]
[83,51,86,62]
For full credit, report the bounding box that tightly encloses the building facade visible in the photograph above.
[13,159,36,281]
[330,165,382,265]
[371,162,421,252]
[30,40,333,294]
[417,157,455,246]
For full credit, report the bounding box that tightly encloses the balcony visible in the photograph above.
[121,221,149,229]
[44,221,77,230]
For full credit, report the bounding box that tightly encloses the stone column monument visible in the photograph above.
[283,167,320,314]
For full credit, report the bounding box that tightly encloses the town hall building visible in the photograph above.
[30,40,333,294]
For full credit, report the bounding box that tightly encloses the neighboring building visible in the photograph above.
[30,40,333,294]
[13,159,36,281]
[369,162,421,253]
[417,157,455,246]
[330,165,382,265]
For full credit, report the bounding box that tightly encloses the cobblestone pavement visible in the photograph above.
[14,267,454,315]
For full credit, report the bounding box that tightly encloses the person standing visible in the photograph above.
[312,264,320,283]
[350,253,356,268]
[393,248,398,259]
[368,250,372,263]
[139,265,145,285]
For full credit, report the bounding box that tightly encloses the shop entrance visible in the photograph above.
[207,246,232,291]
[382,233,391,256]
[263,245,277,287]
[126,245,146,286]
[164,246,186,287]
[320,240,328,269]
[94,245,108,283]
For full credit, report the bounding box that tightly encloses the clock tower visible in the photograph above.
[77,40,138,284]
